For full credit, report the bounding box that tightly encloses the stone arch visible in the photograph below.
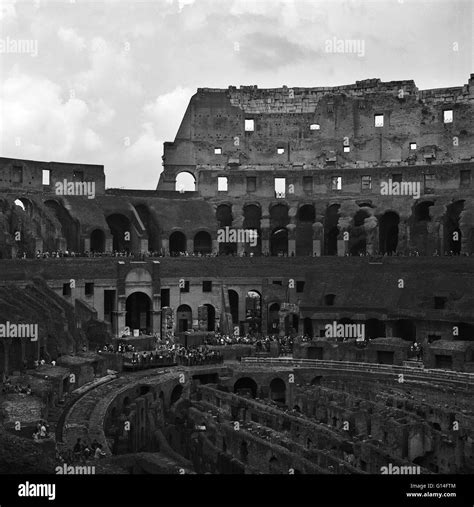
[234,377,257,398]
[44,199,80,252]
[169,231,187,255]
[444,200,464,255]
[228,289,239,329]
[324,204,340,255]
[175,171,196,192]
[106,213,132,252]
[379,211,400,255]
[125,291,151,333]
[269,377,286,404]
[193,230,212,254]
[177,304,192,332]
[270,227,288,256]
[134,204,161,252]
[296,204,315,256]
[90,229,106,253]
[243,204,262,255]
[216,204,236,255]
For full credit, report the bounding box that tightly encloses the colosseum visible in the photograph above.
[0,75,473,480]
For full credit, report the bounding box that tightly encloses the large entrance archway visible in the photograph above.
[379,211,399,255]
[107,214,132,252]
[90,229,105,253]
[234,377,257,398]
[169,231,187,255]
[177,304,192,332]
[125,292,151,333]
[270,228,288,256]
[269,377,286,404]
[194,231,212,255]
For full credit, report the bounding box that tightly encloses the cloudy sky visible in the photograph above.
[0,0,472,189]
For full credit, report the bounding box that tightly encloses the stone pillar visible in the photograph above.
[150,310,161,338]
[313,222,323,256]
[106,237,113,252]
[338,229,348,256]
[35,238,43,253]
[140,238,149,253]
[366,223,378,255]
[212,239,219,255]
[186,238,193,254]
[287,380,295,408]
[260,217,270,255]
[232,205,244,255]
[287,223,296,256]
[83,236,91,253]
[162,237,169,255]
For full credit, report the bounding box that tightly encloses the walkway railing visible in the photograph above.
[240,357,474,385]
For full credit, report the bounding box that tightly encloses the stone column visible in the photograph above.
[162,237,169,255]
[260,217,270,255]
[83,236,91,253]
[105,236,113,252]
[338,229,349,256]
[313,222,323,256]
[287,223,296,256]
[232,205,244,255]
[140,238,149,253]
[186,238,193,254]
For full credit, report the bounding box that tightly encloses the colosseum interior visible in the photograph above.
[0,75,473,483]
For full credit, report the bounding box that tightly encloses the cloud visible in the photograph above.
[57,27,86,51]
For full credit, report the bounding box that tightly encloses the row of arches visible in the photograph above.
[3,196,471,257]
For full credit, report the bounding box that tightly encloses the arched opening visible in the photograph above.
[270,228,288,256]
[216,204,236,255]
[134,204,161,252]
[44,199,79,252]
[365,319,386,340]
[125,292,151,333]
[106,213,132,252]
[90,229,105,253]
[324,204,340,255]
[379,211,399,255]
[303,317,313,338]
[444,200,464,255]
[177,304,192,333]
[411,201,434,255]
[169,231,187,255]
[228,290,239,329]
[245,290,262,335]
[234,377,257,398]
[193,231,212,255]
[203,304,215,332]
[269,377,286,405]
[170,384,183,405]
[243,204,262,256]
[394,319,416,341]
[296,204,315,256]
[268,303,280,334]
[175,172,196,192]
[270,204,289,256]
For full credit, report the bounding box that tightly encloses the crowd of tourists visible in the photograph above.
[58,438,106,464]
[15,248,472,260]
[175,346,223,366]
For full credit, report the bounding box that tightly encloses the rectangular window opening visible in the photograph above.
[331,176,342,191]
[443,110,453,123]
[275,177,286,198]
[245,119,255,131]
[361,175,372,190]
[214,147,222,155]
[374,114,384,127]
[218,176,228,192]
[42,169,51,186]
[202,281,212,292]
